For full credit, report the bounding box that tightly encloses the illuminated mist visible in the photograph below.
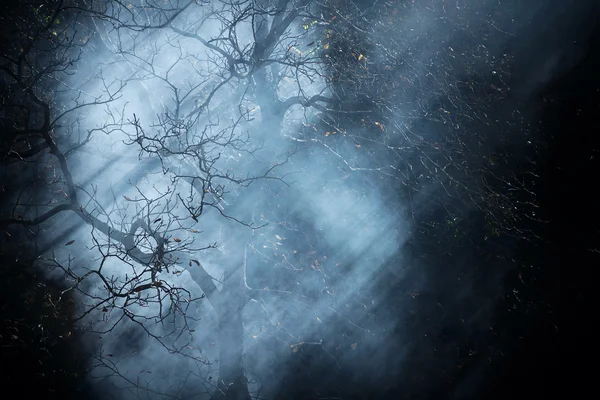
[40,2,407,398]
[0,0,575,399]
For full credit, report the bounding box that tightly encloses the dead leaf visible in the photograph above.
[191,259,200,266]
[173,238,182,242]
[351,342,358,350]
[153,218,162,223]
[123,196,132,201]
[64,240,75,246]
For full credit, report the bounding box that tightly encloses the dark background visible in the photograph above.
[481,0,595,398]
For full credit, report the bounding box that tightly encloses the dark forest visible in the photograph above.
[0,1,584,399]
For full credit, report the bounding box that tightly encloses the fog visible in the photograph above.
[4,0,575,398]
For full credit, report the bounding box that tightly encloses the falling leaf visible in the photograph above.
[351,342,358,350]
[123,196,132,201]
[316,317,322,323]
[64,240,75,246]
[173,238,182,242]
[325,131,330,137]
[355,144,361,148]
[189,229,199,233]
[191,259,200,266]
[153,218,162,223]
[275,234,283,240]
[358,54,364,61]
[252,335,258,339]
[323,42,330,50]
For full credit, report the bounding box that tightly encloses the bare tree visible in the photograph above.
[1,1,540,399]
[1,1,338,399]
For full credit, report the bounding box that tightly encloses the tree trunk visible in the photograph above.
[212,295,251,400]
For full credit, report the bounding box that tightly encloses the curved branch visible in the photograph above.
[186,260,219,301]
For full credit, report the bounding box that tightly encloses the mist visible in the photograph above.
[0,0,574,399]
